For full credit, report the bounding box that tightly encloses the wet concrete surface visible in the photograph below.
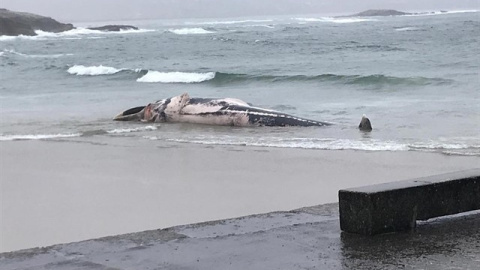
[1,203,479,270]
[339,169,480,235]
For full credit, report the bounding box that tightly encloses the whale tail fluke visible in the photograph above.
[359,114,372,131]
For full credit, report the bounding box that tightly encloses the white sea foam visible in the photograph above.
[0,35,35,41]
[137,71,216,83]
[404,10,479,17]
[395,27,420,32]
[0,133,81,141]
[444,9,478,14]
[143,135,480,156]
[408,139,480,156]
[168,28,214,35]
[152,136,409,152]
[3,49,73,58]
[0,28,154,42]
[410,141,472,150]
[36,28,154,37]
[190,19,274,25]
[107,126,158,134]
[67,65,123,76]
[295,17,377,24]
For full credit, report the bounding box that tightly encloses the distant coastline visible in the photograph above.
[0,8,137,36]
[0,8,467,36]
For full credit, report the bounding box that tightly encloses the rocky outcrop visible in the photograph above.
[87,25,139,32]
[345,9,411,17]
[0,8,74,36]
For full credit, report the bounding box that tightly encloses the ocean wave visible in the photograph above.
[64,67,452,86]
[294,17,377,24]
[168,28,214,35]
[409,140,480,156]
[143,135,479,156]
[339,44,406,51]
[152,136,409,152]
[0,27,154,42]
[36,28,154,37]
[66,65,214,83]
[0,133,81,141]
[444,9,479,14]
[107,126,158,134]
[2,49,73,58]
[0,126,160,141]
[0,35,34,41]
[189,19,274,25]
[68,65,123,76]
[67,65,144,76]
[137,71,216,83]
[207,72,452,86]
[403,9,479,17]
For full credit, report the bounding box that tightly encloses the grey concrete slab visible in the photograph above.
[339,169,480,235]
[1,203,479,270]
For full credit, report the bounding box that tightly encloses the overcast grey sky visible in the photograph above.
[2,0,479,22]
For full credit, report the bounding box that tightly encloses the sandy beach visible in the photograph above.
[0,138,478,253]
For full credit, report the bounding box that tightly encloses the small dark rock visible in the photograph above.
[359,115,372,131]
[87,25,138,32]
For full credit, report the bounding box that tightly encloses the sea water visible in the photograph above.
[1,11,479,156]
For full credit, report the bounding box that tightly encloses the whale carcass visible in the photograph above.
[114,93,331,127]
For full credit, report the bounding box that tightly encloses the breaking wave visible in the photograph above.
[36,28,154,37]
[65,65,214,83]
[189,19,274,25]
[64,66,453,86]
[0,133,81,141]
[163,137,408,151]
[0,126,159,141]
[137,71,216,83]
[67,65,144,76]
[168,28,214,35]
[107,126,158,134]
[2,49,73,58]
[142,135,480,156]
[0,27,154,41]
[404,9,479,17]
[68,65,122,76]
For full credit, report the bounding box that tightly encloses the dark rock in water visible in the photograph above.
[344,9,411,17]
[359,115,372,131]
[87,25,139,32]
[0,8,74,36]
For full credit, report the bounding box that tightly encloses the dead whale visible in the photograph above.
[114,93,332,127]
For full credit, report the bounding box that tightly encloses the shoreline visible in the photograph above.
[0,139,479,252]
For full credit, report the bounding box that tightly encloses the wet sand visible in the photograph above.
[0,139,478,252]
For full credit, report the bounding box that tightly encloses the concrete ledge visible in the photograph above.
[339,169,480,235]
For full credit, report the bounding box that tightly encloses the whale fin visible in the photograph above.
[178,92,191,114]
[359,114,372,131]
[113,106,145,121]
[179,92,190,107]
